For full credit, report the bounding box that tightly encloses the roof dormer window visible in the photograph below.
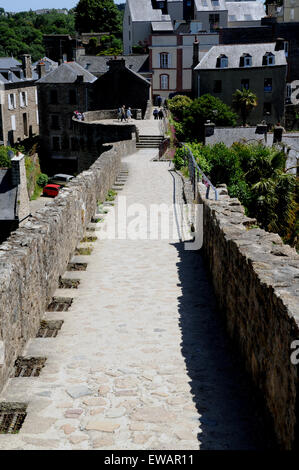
[216,54,228,68]
[263,52,275,66]
[240,53,252,68]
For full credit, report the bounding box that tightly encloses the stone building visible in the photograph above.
[0,152,30,244]
[37,61,97,174]
[193,41,287,125]
[92,59,151,117]
[0,56,39,146]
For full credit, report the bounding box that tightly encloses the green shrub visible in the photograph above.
[0,146,14,168]
[36,173,48,187]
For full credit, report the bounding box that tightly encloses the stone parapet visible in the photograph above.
[197,182,299,449]
[0,140,132,393]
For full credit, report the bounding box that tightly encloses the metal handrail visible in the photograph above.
[180,143,218,201]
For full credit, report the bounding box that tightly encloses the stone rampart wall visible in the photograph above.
[0,140,132,393]
[197,182,299,449]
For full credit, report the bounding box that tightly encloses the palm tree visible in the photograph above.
[232,88,258,126]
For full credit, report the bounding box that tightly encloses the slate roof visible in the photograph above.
[37,61,97,84]
[227,1,265,22]
[128,0,171,22]
[77,55,149,76]
[0,57,21,69]
[0,169,17,220]
[195,42,287,69]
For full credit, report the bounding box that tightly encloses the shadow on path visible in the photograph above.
[173,242,276,450]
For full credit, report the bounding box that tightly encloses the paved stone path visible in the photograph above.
[0,149,270,450]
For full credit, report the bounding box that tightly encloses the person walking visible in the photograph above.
[117,107,122,121]
[121,105,126,122]
[156,95,162,107]
[153,108,159,120]
[158,108,164,120]
[126,107,132,122]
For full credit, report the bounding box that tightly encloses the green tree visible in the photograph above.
[168,95,192,122]
[232,88,258,126]
[75,0,121,34]
[180,94,237,141]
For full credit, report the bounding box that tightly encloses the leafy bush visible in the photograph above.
[0,146,14,168]
[36,173,49,187]
[168,95,192,122]
[173,140,298,247]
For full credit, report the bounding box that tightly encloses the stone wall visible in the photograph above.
[0,139,132,393]
[196,182,299,449]
[285,104,299,131]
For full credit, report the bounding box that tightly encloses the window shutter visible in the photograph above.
[11,115,16,131]
[36,109,39,125]
[35,89,38,104]
[157,53,160,68]
[13,94,16,108]
[8,95,12,110]
[168,53,172,67]
[25,92,28,106]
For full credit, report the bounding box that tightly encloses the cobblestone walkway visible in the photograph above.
[0,149,270,450]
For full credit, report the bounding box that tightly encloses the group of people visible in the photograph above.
[73,110,85,121]
[117,105,132,122]
[153,107,165,120]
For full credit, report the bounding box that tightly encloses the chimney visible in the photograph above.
[37,61,46,79]
[192,36,199,69]
[275,37,285,51]
[107,58,126,72]
[21,54,32,79]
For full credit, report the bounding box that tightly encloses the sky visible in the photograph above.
[0,0,124,13]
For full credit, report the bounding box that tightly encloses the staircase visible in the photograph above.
[136,135,164,149]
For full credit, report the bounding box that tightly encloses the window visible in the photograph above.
[229,15,236,21]
[209,13,219,31]
[50,90,58,104]
[213,80,222,93]
[241,79,250,90]
[36,109,39,125]
[71,137,79,150]
[160,53,170,69]
[263,52,275,66]
[51,115,60,130]
[8,93,16,110]
[290,8,294,20]
[244,14,252,21]
[160,74,169,90]
[216,54,228,68]
[69,89,77,105]
[35,89,38,104]
[240,54,252,67]
[23,113,28,136]
[263,103,272,115]
[52,136,61,151]
[264,78,272,92]
[211,0,219,5]
[284,41,289,57]
[11,115,16,131]
[202,0,208,5]
[19,91,27,107]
